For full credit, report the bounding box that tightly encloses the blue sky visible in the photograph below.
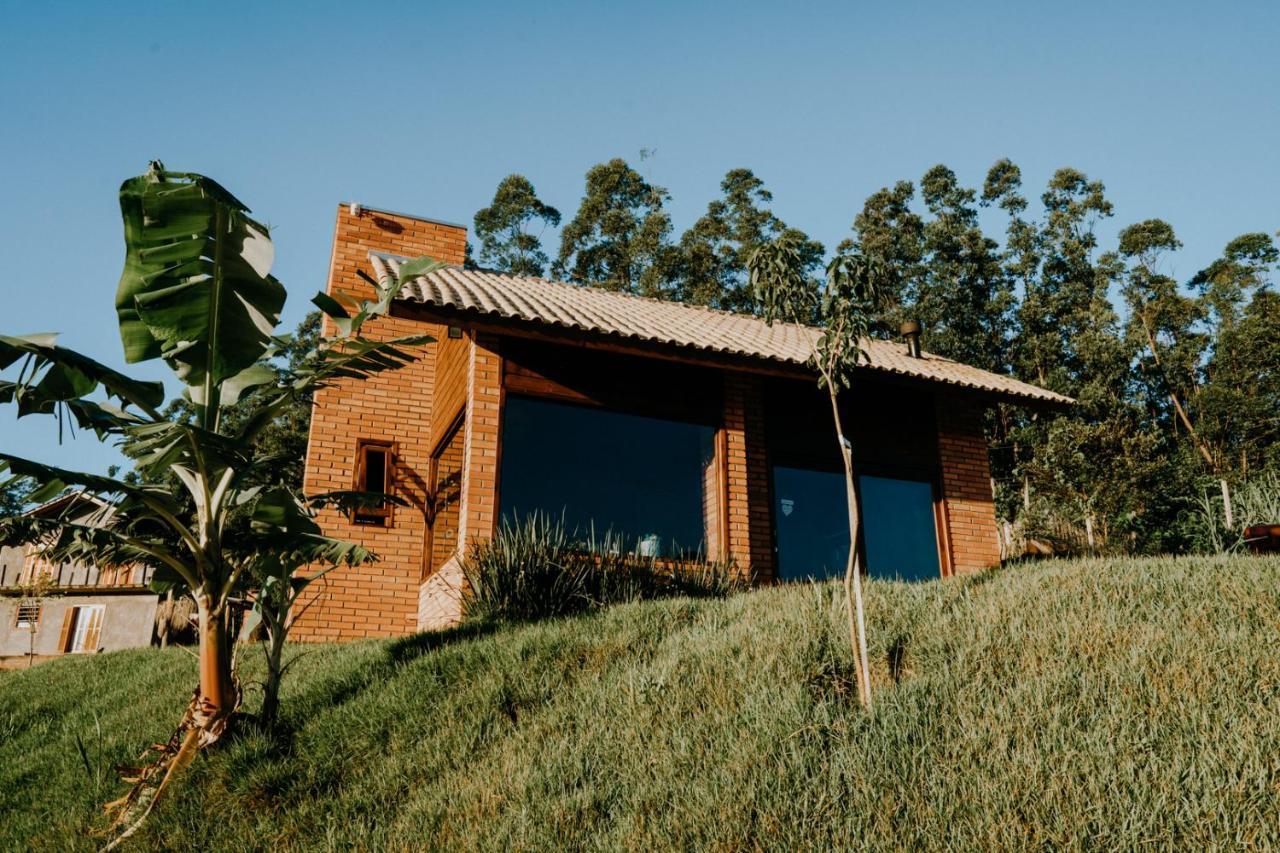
[2,0,1277,476]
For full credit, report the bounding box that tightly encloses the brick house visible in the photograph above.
[294,204,1070,642]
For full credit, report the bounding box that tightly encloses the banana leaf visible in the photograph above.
[117,163,286,398]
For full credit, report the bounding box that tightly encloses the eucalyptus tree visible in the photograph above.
[0,163,442,824]
[677,168,823,312]
[473,174,561,276]
[749,235,885,710]
[839,180,923,322]
[1113,219,1239,528]
[1193,233,1280,478]
[554,158,680,297]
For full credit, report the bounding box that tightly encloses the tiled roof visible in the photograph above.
[372,253,1073,407]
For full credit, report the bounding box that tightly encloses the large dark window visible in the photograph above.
[772,467,942,583]
[498,396,716,558]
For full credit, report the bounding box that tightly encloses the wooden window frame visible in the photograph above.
[14,602,41,629]
[352,439,397,526]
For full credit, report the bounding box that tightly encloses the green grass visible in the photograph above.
[3,555,1280,849]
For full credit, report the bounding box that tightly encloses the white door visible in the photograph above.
[69,605,104,653]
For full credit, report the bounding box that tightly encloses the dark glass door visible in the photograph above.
[858,475,941,582]
[772,468,942,583]
[772,466,849,582]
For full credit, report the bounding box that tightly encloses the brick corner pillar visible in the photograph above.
[415,330,504,632]
[292,204,467,642]
[723,372,774,583]
[459,332,503,551]
[936,395,1001,575]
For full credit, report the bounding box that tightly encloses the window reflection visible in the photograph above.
[773,466,849,581]
[772,468,941,583]
[859,475,940,582]
[498,396,716,559]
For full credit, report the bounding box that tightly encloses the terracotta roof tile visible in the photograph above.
[372,253,1073,407]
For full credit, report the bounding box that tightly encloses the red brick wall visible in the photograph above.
[292,205,466,642]
[723,373,775,582]
[936,395,1001,574]
[414,331,503,633]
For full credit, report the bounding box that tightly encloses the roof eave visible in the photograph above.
[389,299,1074,409]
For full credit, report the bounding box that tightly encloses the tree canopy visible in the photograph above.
[553,158,680,297]
[473,174,560,277]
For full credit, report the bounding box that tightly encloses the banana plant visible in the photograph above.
[0,164,446,787]
[237,486,403,728]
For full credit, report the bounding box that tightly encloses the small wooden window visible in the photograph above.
[15,602,40,629]
[353,439,396,526]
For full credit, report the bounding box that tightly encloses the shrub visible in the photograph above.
[461,513,739,622]
[1191,470,1280,553]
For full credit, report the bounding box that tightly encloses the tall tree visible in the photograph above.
[840,180,923,317]
[1224,289,1280,473]
[843,167,1013,368]
[554,158,680,297]
[987,166,1158,549]
[677,168,822,312]
[911,166,1014,371]
[1192,233,1280,483]
[473,175,561,277]
[1008,168,1116,394]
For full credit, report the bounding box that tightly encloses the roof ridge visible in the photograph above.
[370,250,824,334]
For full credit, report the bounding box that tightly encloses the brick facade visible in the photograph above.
[294,204,1004,642]
[935,395,1002,574]
[292,205,465,642]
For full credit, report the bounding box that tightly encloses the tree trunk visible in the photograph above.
[828,388,872,711]
[158,589,173,649]
[195,596,235,719]
[1220,478,1235,531]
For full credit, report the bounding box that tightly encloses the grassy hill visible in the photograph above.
[2,555,1279,849]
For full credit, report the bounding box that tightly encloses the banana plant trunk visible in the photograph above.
[261,621,288,729]
[195,596,235,719]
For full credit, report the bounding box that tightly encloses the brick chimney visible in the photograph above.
[325,203,468,308]
[296,204,469,642]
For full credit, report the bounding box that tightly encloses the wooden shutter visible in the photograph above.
[57,607,76,654]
